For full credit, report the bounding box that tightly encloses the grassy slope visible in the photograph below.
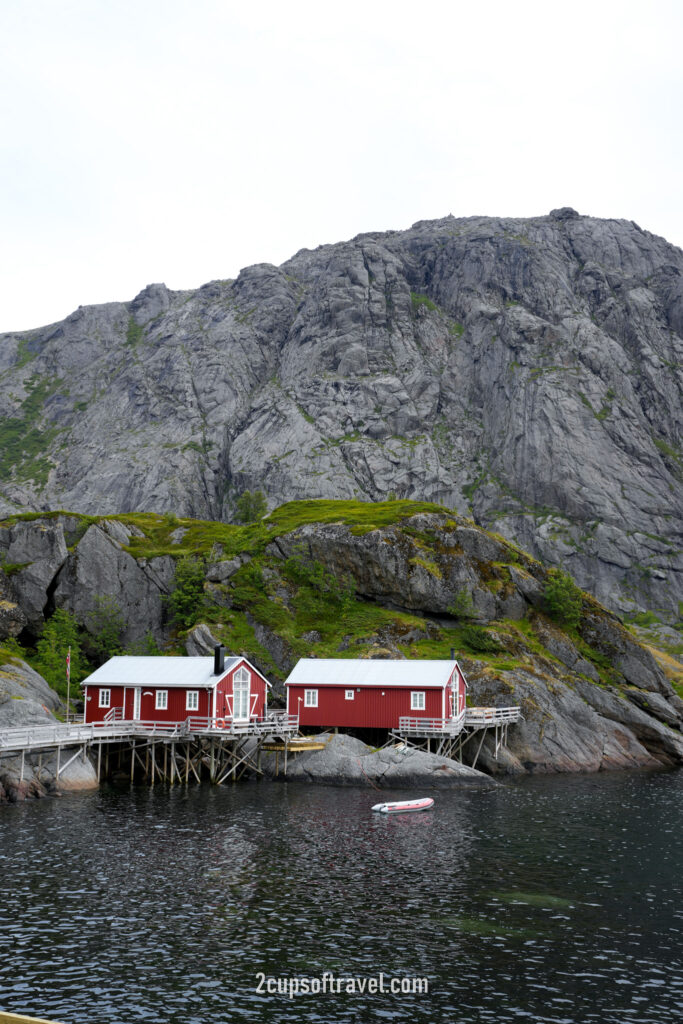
[2,500,678,693]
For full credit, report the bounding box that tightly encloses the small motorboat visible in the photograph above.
[371,797,434,814]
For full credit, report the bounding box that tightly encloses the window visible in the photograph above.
[234,666,250,685]
[411,691,426,711]
[186,690,199,711]
[304,689,318,707]
[155,690,168,710]
[99,689,111,708]
[345,689,355,700]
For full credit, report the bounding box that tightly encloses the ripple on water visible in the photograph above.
[0,772,682,1023]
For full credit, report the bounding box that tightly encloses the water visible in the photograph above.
[1,770,682,1024]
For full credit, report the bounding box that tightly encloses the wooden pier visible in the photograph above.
[394,706,521,767]
[0,713,300,786]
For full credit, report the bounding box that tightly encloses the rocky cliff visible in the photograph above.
[0,649,98,801]
[1,500,681,776]
[0,209,681,617]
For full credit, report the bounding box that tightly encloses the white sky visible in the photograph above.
[1,0,681,332]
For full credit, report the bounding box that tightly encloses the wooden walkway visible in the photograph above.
[0,713,300,785]
[394,706,522,767]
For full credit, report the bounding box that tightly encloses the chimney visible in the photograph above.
[214,644,225,675]
[450,647,455,660]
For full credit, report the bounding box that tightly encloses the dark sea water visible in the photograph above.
[1,770,682,1024]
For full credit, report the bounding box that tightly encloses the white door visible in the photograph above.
[133,687,141,721]
[232,668,250,722]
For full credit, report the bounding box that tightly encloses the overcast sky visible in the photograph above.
[1,0,681,332]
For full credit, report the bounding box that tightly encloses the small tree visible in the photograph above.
[167,555,206,629]
[85,595,126,664]
[126,631,161,655]
[448,588,475,620]
[544,569,583,630]
[235,490,267,524]
[34,609,86,698]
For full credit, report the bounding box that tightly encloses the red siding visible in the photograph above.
[84,657,269,725]
[288,684,445,730]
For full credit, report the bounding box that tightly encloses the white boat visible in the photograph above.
[371,797,434,814]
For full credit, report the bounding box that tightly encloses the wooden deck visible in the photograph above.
[0,713,300,786]
[395,706,522,767]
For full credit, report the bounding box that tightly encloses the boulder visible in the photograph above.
[52,524,169,643]
[270,733,494,788]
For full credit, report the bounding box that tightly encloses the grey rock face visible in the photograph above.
[53,524,170,644]
[272,733,493,788]
[0,212,681,618]
[0,518,68,631]
[0,569,27,638]
[0,655,97,801]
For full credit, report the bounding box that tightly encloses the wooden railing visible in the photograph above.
[398,713,466,736]
[464,706,521,724]
[398,706,520,736]
[0,713,300,753]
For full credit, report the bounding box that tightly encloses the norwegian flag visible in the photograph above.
[66,646,71,682]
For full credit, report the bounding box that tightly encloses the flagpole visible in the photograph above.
[66,645,71,723]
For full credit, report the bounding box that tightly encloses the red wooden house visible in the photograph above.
[285,658,467,731]
[82,646,270,726]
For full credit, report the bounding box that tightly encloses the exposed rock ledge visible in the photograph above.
[263,733,495,788]
[0,656,98,803]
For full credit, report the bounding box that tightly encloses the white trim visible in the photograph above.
[186,690,199,711]
[304,689,318,708]
[411,691,426,711]
[133,687,141,720]
[99,688,111,708]
[345,689,355,701]
[155,690,168,710]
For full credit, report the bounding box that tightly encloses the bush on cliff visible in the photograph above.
[167,555,207,628]
[34,609,86,697]
[544,569,583,630]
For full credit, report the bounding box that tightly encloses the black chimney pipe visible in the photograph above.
[450,647,455,660]
[214,644,225,675]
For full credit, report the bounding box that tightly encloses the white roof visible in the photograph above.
[284,659,459,689]
[82,656,241,689]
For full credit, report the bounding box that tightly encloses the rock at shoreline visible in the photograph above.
[265,733,495,789]
[0,655,97,802]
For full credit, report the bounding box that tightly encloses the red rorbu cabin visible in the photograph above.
[82,646,270,726]
[285,658,467,731]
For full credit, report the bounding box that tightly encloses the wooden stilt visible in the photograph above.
[56,745,61,780]
[170,742,175,785]
[163,745,168,780]
[130,740,135,782]
[97,743,102,781]
[19,748,24,782]
[185,742,190,784]
[151,742,156,787]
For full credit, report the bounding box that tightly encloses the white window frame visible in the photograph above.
[99,688,111,708]
[155,690,168,711]
[304,689,318,707]
[411,690,426,711]
[345,689,355,701]
[234,666,250,685]
[186,690,199,711]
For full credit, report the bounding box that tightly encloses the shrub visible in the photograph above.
[448,589,475,620]
[543,569,583,629]
[459,625,503,654]
[34,609,86,698]
[167,555,206,628]
[235,490,267,523]
[84,595,126,664]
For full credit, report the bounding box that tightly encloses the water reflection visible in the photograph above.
[0,772,681,1023]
